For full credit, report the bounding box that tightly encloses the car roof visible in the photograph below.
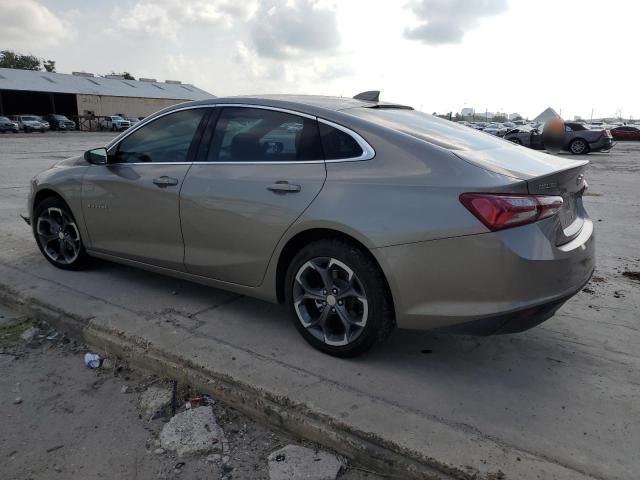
[173,94,413,117]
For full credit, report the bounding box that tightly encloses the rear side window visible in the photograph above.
[348,108,510,151]
[208,107,323,162]
[115,109,206,163]
[319,122,363,159]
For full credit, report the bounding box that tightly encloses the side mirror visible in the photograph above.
[84,147,108,165]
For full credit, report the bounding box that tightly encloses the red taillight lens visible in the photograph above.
[460,193,563,231]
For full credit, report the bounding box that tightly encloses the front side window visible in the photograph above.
[208,108,322,162]
[115,109,206,163]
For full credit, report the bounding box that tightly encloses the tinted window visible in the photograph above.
[115,109,206,163]
[208,108,322,162]
[566,123,586,131]
[319,122,363,159]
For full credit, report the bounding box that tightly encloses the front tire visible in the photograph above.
[33,197,89,270]
[284,238,395,357]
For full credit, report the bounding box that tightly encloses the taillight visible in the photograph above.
[460,193,563,231]
[603,130,612,138]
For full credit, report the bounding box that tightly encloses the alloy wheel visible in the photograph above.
[36,207,81,265]
[571,140,586,154]
[293,257,368,346]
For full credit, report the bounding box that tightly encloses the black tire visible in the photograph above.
[509,137,522,145]
[284,238,395,357]
[33,197,90,270]
[569,138,588,155]
[112,125,117,132]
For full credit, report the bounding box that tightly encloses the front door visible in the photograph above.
[181,106,326,286]
[82,108,209,270]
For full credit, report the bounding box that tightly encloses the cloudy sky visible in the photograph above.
[1,0,637,120]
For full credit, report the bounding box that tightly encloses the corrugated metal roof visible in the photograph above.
[0,68,214,101]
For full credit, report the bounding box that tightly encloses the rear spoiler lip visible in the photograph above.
[452,147,589,182]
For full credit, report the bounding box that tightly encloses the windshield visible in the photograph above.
[0,116,9,122]
[348,108,510,151]
[112,116,124,121]
[54,115,69,120]
[22,116,38,121]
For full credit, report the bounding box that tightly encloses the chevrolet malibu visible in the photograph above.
[26,93,595,357]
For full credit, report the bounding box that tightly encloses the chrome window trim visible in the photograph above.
[102,103,376,165]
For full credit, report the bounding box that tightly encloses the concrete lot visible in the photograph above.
[1,131,638,479]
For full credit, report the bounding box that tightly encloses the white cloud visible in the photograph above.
[114,0,255,40]
[249,0,341,59]
[0,0,74,48]
[404,0,508,45]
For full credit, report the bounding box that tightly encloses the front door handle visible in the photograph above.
[153,176,179,187]
[267,181,301,193]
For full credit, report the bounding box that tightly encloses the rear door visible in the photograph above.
[180,106,326,286]
[82,107,209,270]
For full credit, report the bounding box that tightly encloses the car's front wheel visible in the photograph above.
[285,238,395,357]
[33,197,89,270]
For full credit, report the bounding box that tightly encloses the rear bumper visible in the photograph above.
[589,137,614,151]
[372,218,595,332]
[437,270,592,335]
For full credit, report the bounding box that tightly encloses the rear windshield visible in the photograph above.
[347,108,508,151]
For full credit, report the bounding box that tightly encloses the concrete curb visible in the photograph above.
[0,263,596,480]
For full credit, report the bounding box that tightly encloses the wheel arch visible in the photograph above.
[32,187,70,215]
[274,228,395,316]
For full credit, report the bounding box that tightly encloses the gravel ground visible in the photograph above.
[0,305,383,480]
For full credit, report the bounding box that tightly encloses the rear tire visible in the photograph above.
[284,238,395,357]
[33,197,90,270]
[569,138,588,154]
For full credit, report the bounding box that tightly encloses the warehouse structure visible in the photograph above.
[0,68,214,121]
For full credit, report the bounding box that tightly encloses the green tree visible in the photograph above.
[108,71,136,80]
[43,59,56,72]
[0,50,42,70]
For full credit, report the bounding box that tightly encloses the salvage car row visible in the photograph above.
[459,120,640,154]
[0,114,145,134]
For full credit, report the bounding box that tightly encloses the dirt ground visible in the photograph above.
[0,307,382,480]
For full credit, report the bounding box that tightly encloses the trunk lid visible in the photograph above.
[454,146,588,245]
[526,162,588,245]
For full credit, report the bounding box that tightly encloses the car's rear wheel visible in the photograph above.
[284,238,395,357]
[33,197,89,270]
[569,138,588,154]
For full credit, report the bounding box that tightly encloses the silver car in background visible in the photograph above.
[26,93,595,357]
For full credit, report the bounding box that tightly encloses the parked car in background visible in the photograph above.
[99,115,131,131]
[610,125,640,140]
[9,115,46,133]
[44,114,76,131]
[513,119,528,126]
[504,125,545,149]
[124,116,142,127]
[506,122,613,154]
[33,116,50,131]
[483,123,509,137]
[27,94,594,357]
[564,122,613,154]
[0,116,19,133]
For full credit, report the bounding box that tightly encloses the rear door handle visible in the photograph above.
[153,176,179,187]
[267,181,301,193]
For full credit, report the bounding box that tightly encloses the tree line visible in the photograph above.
[0,50,135,80]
